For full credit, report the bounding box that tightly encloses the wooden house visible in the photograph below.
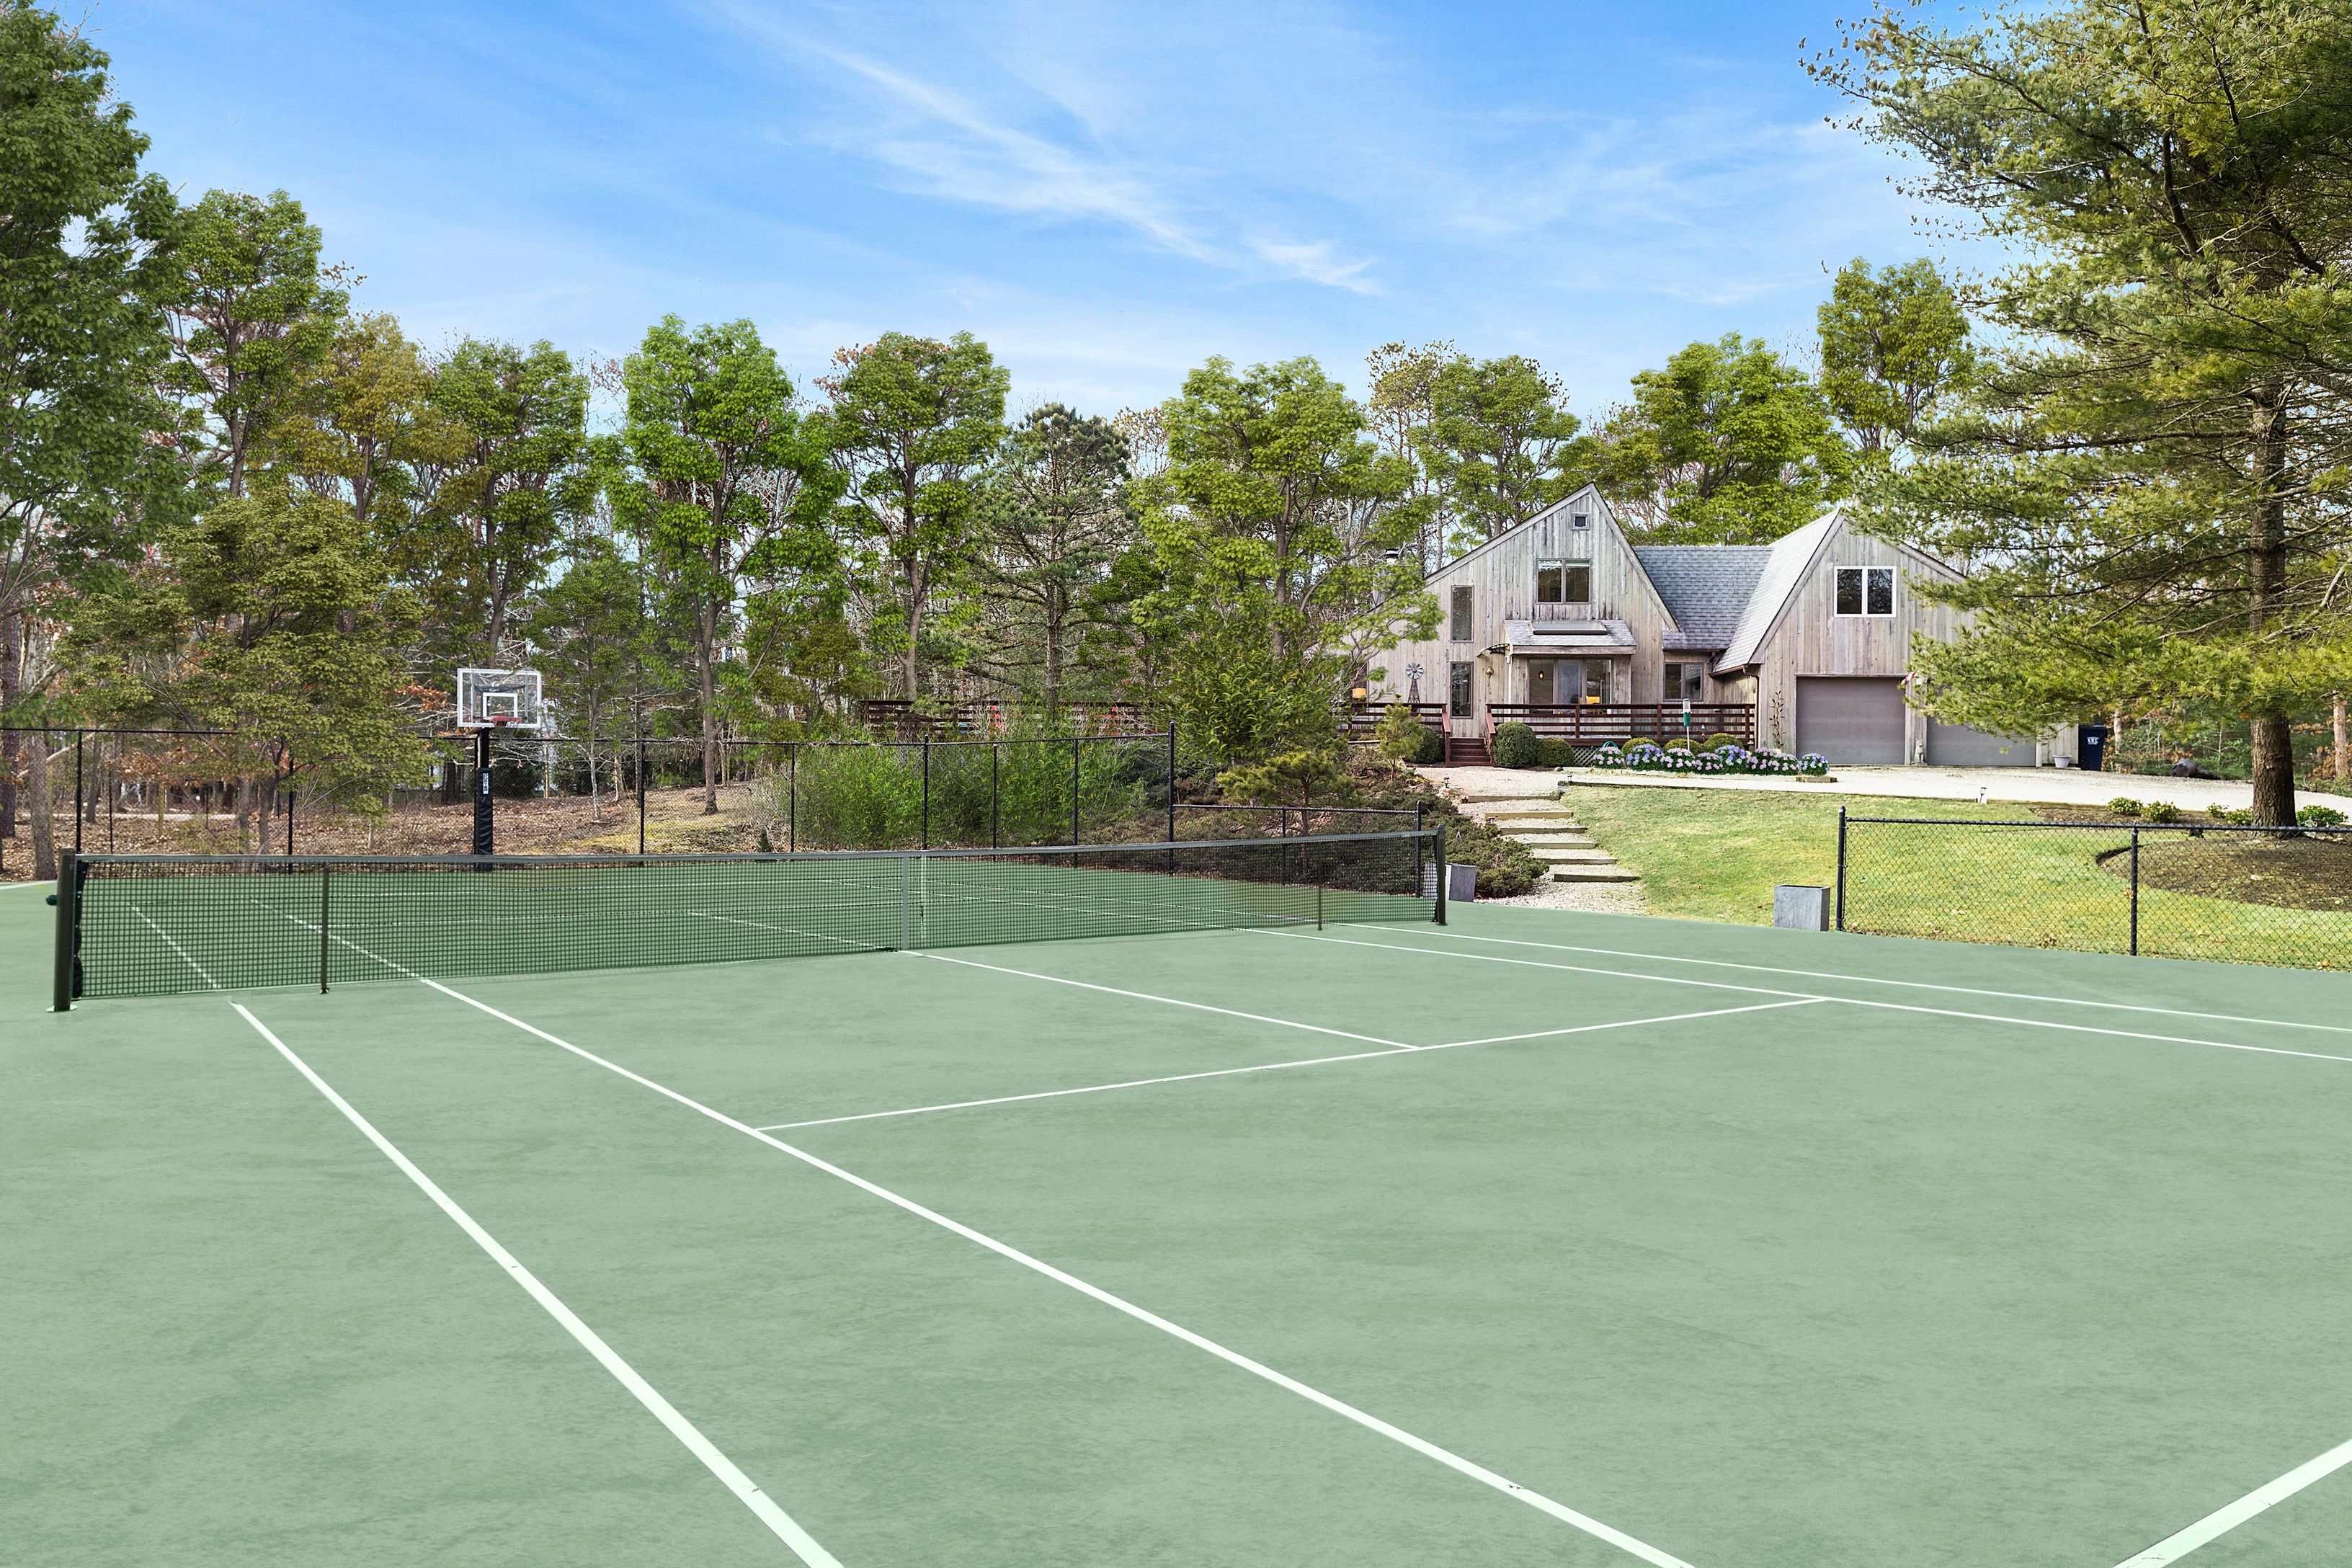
[1366,488,2058,767]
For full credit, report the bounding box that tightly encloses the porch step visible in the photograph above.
[1443,736,1490,766]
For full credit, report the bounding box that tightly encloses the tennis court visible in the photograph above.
[7,853,2352,1567]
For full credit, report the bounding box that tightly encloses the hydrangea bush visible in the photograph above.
[1591,741,1829,777]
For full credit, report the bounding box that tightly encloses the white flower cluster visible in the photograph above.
[1592,741,1829,777]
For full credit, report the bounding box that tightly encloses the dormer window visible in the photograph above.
[1536,561,1591,603]
[1835,566,1894,617]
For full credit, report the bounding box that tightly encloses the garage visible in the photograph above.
[1925,717,2035,766]
[1795,677,1907,764]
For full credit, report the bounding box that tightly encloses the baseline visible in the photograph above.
[1267,930,2352,1068]
[1395,927,2352,1037]
[228,1002,840,1566]
[754,999,1820,1131]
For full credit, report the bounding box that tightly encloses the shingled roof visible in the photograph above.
[1630,545,1776,651]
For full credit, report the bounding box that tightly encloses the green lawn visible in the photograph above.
[1567,783,2352,968]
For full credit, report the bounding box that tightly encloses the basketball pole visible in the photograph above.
[473,725,494,857]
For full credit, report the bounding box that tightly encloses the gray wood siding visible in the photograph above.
[1366,489,1682,731]
[1749,532,1966,756]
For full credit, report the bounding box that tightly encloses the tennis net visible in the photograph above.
[54,831,1443,1004]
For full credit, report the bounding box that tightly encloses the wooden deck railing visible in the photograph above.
[1484,703,1756,747]
[1340,701,1449,739]
[860,700,1156,737]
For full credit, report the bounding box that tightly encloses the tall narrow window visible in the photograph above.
[1448,661,1474,717]
[1535,562,1592,604]
[1449,584,1474,641]
[1834,566,1896,617]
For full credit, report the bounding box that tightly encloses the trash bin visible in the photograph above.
[2079,723,2110,772]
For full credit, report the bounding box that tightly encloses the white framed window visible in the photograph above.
[1835,566,1895,618]
[1535,560,1591,604]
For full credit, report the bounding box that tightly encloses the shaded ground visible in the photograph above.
[2105,833,2352,913]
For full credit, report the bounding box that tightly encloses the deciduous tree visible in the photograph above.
[1817,258,1972,459]
[1415,354,1584,548]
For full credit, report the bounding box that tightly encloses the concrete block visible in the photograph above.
[1773,884,1830,930]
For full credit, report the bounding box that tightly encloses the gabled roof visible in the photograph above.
[1711,507,1843,673]
[1630,546,1775,651]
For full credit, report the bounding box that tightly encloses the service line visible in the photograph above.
[755,998,1821,1132]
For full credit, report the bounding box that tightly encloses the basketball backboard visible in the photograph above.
[455,667,545,731]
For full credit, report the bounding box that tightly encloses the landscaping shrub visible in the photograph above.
[1700,732,1742,751]
[2205,803,2250,824]
[2108,797,2144,816]
[1373,703,1443,765]
[1491,721,1541,770]
[1448,813,1544,896]
[1533,737,1578,767]
[2297,804,2346,829]
[2145,801,2181,824]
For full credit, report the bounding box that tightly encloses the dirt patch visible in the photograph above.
[2097,832,2352,912]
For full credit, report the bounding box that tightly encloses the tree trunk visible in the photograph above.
[698,614,720,816]
[27,732,55,883]
[2333,697,2348,785]
[1,609,17,839]
[2245,385,2295,827]
[1043,589,1064,723]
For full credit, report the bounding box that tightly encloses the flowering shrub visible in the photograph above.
[1592,741,1829,777]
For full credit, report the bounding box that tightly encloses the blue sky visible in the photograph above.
[90,0,1979,419]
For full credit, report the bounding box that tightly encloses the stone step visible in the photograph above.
[1508,832,1598,847]
[1483,815,1586,830]
[1550,864,1643,883]
[1456,791,1563,804]
[1526,847,1618,864]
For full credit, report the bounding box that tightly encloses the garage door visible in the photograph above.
[1795,677,1907,764]
[1925,718,2034,767]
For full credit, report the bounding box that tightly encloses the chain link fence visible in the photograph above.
[1837,813,2352,969]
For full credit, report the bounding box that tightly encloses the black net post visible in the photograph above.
[636,737,647,857]
[2129,825,2140,956]
[1165,723,1177,845]
[1835,806,1848,930]
[1433,827,1448,925]
[51,847,76,1011]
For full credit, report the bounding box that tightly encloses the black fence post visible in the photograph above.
[73,730,84,858]
[1165,723,1177,845]
[788,744,798,853]
[319,868,331,992]
[922,738,931,850]
[1069,737,1080,847]
[636,737,647,857]
[1835,806,1848,931]
[990,743,999,849]
[2129,825,2141,956]
[285,767,296,857]
[51,847,78,1011]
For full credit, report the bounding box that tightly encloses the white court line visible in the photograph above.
[1400,927,2352,1037]
[909,950,1415,1048]
[367,972,1696,1568]
[133,906,218,990]
[254,907,1696,1561]
[228,1003,839,1566]
[2113,1433,2352,1565]
[1264,930,2352,1067]
[753,999,1822,1131]
[689,910,874,953]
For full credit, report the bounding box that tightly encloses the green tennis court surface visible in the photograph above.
[7,881,2352,1567]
